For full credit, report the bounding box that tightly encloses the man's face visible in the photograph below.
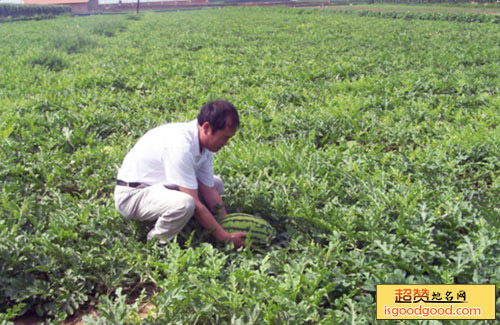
[206,125,236,153]
[202,118,236,153]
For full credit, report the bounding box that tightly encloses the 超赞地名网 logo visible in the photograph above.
[376,284,495,320]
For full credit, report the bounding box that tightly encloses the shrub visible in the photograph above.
[29,52,68,71]
[0,4,70,18]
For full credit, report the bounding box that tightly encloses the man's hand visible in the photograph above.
[225,231,247,249]
[178,185,248,248]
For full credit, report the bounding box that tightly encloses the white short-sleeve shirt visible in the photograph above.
[117,119,214,189]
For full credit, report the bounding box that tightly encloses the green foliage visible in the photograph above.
[0,4,70,19]
[92,19,128,37]
[336,8,500,23]
[125,13,142,21]
[0,7,499,323]
[81,287,147,324]
[29,51,68,71]
[50,32,96,54]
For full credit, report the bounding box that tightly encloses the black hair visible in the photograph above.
[197,100,240,133]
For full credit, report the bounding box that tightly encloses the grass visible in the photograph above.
[327,2,500,15]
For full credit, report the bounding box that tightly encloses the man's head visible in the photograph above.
[197,100,239,133]
[197,100,239,153]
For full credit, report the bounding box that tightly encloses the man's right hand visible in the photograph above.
[177,186,248,248]
[225,231,247,248]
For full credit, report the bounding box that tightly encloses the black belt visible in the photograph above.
[116,180,143,188]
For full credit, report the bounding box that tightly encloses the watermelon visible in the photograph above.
[218,213,276,245]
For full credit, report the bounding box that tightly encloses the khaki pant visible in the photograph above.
[114,176,224,242]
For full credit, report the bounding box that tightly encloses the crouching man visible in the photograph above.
[114,100,247,248]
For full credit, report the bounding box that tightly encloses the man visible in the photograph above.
[114,100,247,248]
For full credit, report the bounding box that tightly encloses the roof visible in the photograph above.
[24,0,89,4]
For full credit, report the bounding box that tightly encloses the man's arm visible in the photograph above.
[178,185,246,248]
[198,180,226,218]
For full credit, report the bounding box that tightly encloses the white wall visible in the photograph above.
[0,0,24,3]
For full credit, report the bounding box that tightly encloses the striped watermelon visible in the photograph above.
[218,213,276,245]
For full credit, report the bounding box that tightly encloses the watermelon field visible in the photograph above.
[1,5,500,323]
